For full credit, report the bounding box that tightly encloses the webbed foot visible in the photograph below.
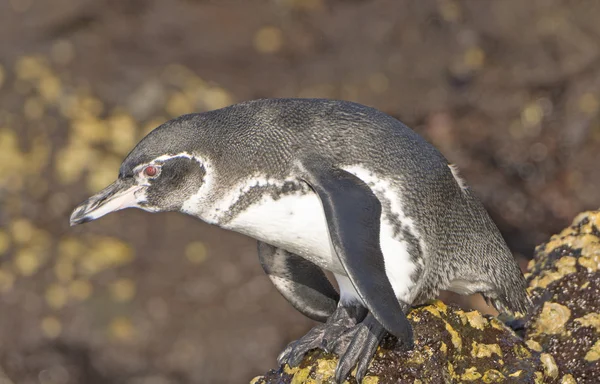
[277,305,367,367]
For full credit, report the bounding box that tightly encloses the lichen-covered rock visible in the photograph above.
[255,301,549,383]
[524,211,600,384]
[254,211,600,384]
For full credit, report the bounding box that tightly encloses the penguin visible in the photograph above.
[70,98,530,383]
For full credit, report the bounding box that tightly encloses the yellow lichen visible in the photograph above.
[109,317,135,342]
[283,365,299,375]
[109,278,136,302]
[433,300,448,313]
[534,371,544,384]
[525,339,543,352]
[45,284,68,309]
[57,237,85,260]
[68,279,93,301]
[201,87,233,110]
[290,366,312,384]
[514,344,532,359]
[533,302,571,335]
[249,376,263,384]
[362,377,379,384]
[471,341,502,358]
[407,350,425,365]
[440,341,448,354]
[14,248,43,276]
[555,256,577,274]
[41,316,62,338]
[10,218,34,243]
[482,369,505,383]
[579,252,600,272]
[254,26,284,54]
[508,370,522,377]
[560,374,577,384]
[489,317,507,331]
[580,281,590,289]
[423,304,442,318]
[461,367,482,381]
[185,241,208,264]
[584,340,600,361]
[445,321,462,350]
[37,75,62,103]
[79,236,134,276]
[314,359,336,381]
[465,310,488,330]
[540,353,558,378]
[530,256,578,289]
[574,313,600,332]
[447,362,458,379]
[456,310,468,325]
[107,111,137,155]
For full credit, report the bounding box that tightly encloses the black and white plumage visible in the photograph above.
[70,98,530,383]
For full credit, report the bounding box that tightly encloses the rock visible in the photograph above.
[254,211,600,383]
[524,211,600,384]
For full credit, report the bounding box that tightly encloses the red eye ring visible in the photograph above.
[144,165,158,177]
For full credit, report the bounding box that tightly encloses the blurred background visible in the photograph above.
[1,0,599,383]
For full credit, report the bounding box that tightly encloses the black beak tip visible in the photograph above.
[70,216,92,227]
[70,206,92,227]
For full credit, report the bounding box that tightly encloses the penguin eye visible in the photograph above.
[143,165,159,177]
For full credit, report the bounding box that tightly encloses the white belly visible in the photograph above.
[225,192,343,273]
[224,182,419,303]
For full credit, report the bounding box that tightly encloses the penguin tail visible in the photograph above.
[484,274,533,317]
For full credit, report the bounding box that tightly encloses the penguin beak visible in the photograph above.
[70,179,145,226]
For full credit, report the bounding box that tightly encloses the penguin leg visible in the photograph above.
[258,241,339,322]
[277,302,367,367]
[299,161,414,344]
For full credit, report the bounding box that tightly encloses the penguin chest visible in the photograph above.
[222,183,420,303]
[225,191,344,273]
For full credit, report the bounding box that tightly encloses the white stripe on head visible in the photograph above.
[141,152,216,220]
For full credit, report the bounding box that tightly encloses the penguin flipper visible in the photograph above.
[258,241,339,322]
[300,162,413,345]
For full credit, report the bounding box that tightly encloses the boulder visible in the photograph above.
[254,211,600,383]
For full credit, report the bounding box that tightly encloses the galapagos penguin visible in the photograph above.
[70,98,530,383]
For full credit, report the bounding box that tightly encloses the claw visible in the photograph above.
[277,305,367,368]
[277,326,324,366]
[334,314,386,384]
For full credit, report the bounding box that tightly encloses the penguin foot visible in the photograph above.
[334,313,386,384]
[277,305,367,367]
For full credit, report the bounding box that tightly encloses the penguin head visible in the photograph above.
[70,116,212,226]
